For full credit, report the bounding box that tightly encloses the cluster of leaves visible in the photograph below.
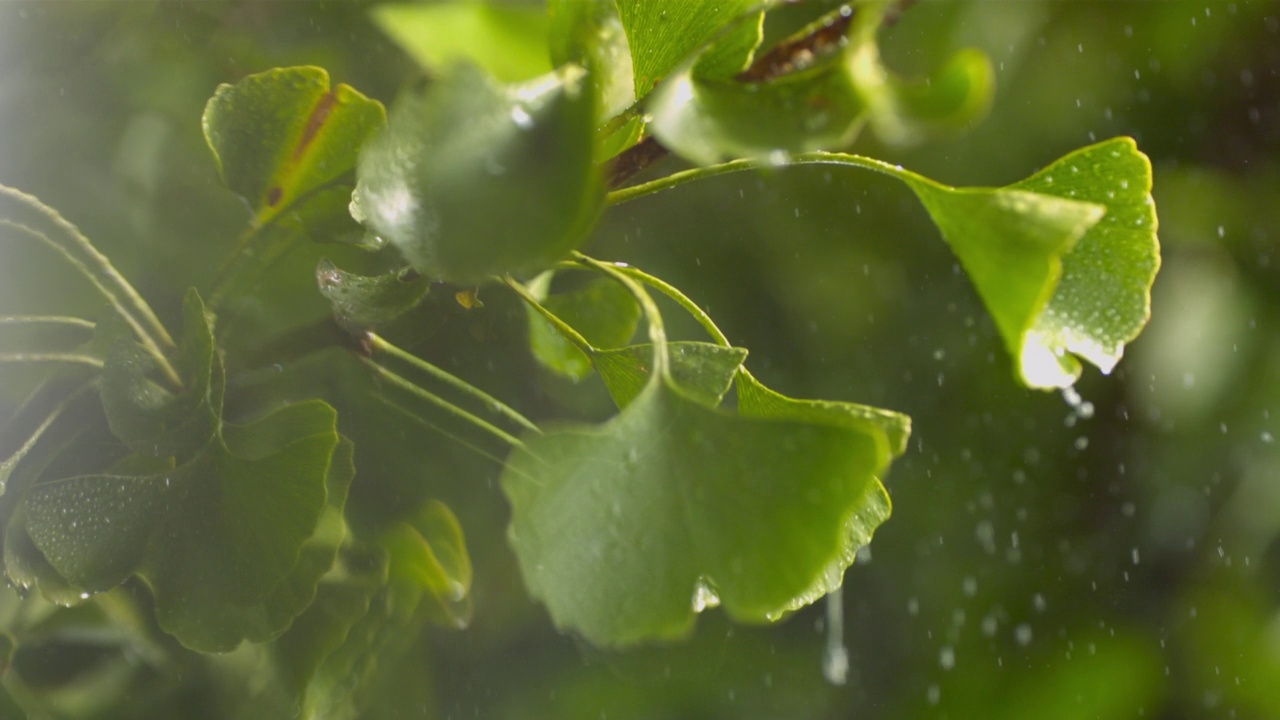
[0,0,1159,715]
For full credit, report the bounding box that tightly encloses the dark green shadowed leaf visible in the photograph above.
[501,377,889,647]
[902,138,1155,388]
[372,2,553,83]
[202,66,386,228]
[10,400,346,652]
[316,258,430,331]
[593,342,747,408]
[527,275,641,380]
[615,0,763,100]
[100,288,222,459]
[353,64,603,284]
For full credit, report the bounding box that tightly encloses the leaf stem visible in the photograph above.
[570,253,669,379]
[374,395,513,468]
[605,151,934,207]
[0,316,96,330]
[0,352,104,368]
[367,333,541,436]
[1,381,95,490]
[500,274,597,356]
[0,187,181,389]
[607,265,732,348]
[361,358,525,448]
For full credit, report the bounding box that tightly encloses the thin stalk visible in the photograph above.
[362,358,525,449]
[571,252,669,378]
[367,333,541,436]
[1,382,95,486]
[0,190,181,389]
[500,274,596,356]
[0,316,95,330]
[605,151,933,207]
[608,265,732,348]
[0,352,104,368]
[374,395,513,468]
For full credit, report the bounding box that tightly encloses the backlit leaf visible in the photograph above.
[372,2,552,83]
[202,66,386,229]
[615,0,764,100]
[902,137,1156,388]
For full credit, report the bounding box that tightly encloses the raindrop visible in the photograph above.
[510,106,533,129]
[823,588,848,686]
[939,646,955,670]
[1015,623,1034,645]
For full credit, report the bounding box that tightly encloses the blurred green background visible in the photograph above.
[2,0,1279,718]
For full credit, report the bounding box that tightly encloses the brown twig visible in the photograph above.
[603,0,916,190]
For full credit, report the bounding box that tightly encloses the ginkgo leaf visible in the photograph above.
[99,288,222,459]
[8,400,349,652]
[353,64,602,284]
[593,342,747,409]
[315,259,430,331]
[502,376,891,646]
[614,0,764,100]
[901,137,1157,388]
[371,2,553,83]
[647,3,993,165]
[203,66,386,229]
[527,275,641,380]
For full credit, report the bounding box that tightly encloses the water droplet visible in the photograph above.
[691,580,720,612]
[939,646,955,670]
[1015,623,1034,645]
[510,106,533,129]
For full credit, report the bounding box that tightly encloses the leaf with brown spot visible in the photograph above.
[203,67,386,230]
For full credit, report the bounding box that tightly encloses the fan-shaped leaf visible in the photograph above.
[372,2,552,83]
[502,376,892,646]
[316,259,430,331]
[202,66,386,229]
[353,64,602,284]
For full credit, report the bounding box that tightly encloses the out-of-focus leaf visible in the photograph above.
[648,4,993,165]
[903,137,1157,388]
[527,275,641,380]
[353,64,602,284]
[99,288,221,459]
[6,400,348,652]
[615,0,763,100]
[549,0,636,120]
[502,375,891,647]
[202,66,386,229]
[593,342,747,408]
[381,499,473,628]
[315,258,430,331]
[372,2,552,83]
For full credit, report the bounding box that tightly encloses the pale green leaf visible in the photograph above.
[593,342,747,408]
[315,258,430,331]
[615,0,763,99]
[372,2,552,83]
[527,276,641,380]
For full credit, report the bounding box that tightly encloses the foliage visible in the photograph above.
[0,0,1185,717]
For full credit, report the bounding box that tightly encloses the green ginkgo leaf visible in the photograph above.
[8,400,350,652]
[353,64,602,284]
[371,2,553,83]
[99,288,222,459]
[615,0,764,100]
[202,66,386,229]
[902,137,1157,388]
[593,342,747,408]
[527,275,641,380]
[502,375,892,647]
[315,258,430,331]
